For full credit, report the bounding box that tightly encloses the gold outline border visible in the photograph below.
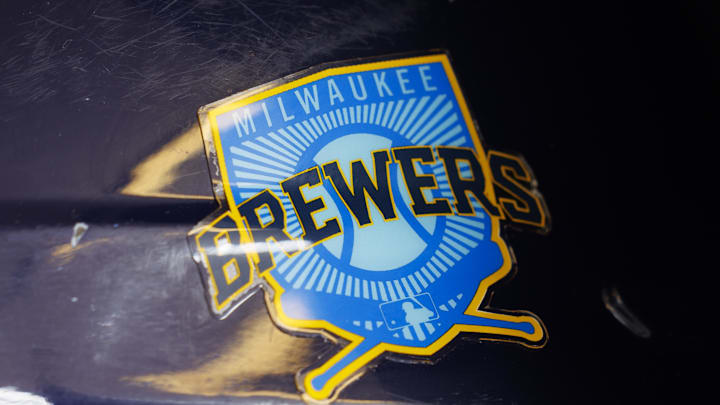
[194,212,256,315]
[488,149,551,232]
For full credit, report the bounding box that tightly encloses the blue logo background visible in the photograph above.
[207,56,544,399]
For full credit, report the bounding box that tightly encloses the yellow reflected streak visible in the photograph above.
[126,308,314,398]
[50,238,112,266]
[120,123,213,200]
[126,307,398,403]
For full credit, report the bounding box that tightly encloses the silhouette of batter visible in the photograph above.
[402,301,433,325]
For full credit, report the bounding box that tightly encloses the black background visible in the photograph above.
[1,1,716,403]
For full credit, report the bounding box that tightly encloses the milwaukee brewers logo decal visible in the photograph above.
[189,53,550,401]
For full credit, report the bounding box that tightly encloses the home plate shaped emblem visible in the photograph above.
[189,52,549,401]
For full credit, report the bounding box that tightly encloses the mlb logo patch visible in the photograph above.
[190,52,549,401]
[380,293,439,333]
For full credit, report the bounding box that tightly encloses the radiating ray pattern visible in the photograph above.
[226,93,488,302]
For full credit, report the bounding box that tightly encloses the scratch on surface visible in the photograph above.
[37,14,78,31]
[100,5,199,54]
[1,0,426,114]
[233,0,288,45]
[91,13,125,22]
[157,0,181,15]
